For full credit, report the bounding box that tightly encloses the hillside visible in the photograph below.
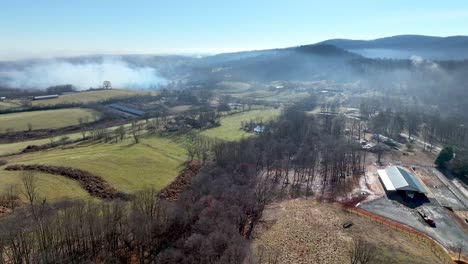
[193,44,361,81]
[318,35,468,60]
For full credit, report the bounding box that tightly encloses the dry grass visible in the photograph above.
[251,199,451,264]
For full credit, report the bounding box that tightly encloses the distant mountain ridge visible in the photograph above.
[317,35,468,60]
[199,43,360,65]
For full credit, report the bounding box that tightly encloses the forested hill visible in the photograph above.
[194,44,361,81]
[317,35,468,60]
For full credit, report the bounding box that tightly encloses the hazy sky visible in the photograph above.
[1,0,467,60]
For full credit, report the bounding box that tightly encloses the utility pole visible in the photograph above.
[458,246,462,262]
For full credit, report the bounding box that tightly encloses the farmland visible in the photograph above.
[0,132,85,156]
[0,107,280,200]
[0,170,92,201]
[31,89,149,106]
[200,108,281,141]
[0,108,98,132]
[0,101,21,111]
[0,135,186,201]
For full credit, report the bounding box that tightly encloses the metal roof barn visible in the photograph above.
[33,94,59,100]
[378,166,427,193]
[109,103,145,116]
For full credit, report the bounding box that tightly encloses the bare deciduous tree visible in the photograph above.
[349,237,377,264]
[131,121,142,143]
[115,125,126,141]
[21,171,38,206]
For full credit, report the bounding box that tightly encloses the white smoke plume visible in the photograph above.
[2,58,167,90]
[410,55,440,71]
[410,55,425,66]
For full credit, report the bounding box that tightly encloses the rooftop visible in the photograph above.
[378,166,427,193]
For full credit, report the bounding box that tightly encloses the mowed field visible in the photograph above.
[200,108,281,141]
[31,89,148,106]
[0,108,98,132]
[252,199,451,264]
[0,135,186,201]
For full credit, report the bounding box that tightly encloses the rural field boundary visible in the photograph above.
[159,160,203,201]
[5,164,130,200]
[344,205,464,263]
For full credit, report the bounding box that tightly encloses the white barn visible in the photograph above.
[378,166,427,198]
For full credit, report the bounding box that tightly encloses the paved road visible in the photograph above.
[431,168,468,209]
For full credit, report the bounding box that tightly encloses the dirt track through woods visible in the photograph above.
[5,164,130,200]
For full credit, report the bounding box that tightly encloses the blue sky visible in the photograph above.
[1,0,467,60]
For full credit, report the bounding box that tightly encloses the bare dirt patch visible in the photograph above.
[5,164,130,200]
[251,199,451,264]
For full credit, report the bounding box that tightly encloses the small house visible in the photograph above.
[254,125,265,133]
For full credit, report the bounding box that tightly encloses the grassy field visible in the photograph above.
[0,170,92,201]
[0,119,149,156]
[0,132,86,156]
[0,108,98,132]
[0,135,186,201]
[32,89,148,106]
[0,101,21,111]
[200,108,281,141]
[252,199,451,264]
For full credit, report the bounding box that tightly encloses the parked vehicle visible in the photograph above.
[417,209,436,227]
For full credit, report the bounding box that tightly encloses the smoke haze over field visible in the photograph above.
[1,59,168,90]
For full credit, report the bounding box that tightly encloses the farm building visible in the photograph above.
[0,96,6,101]
[33,94,59,100]
[378,166,427,198]
[254,125,265,133]
[109,103,145,116]
[228,103,243,110]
